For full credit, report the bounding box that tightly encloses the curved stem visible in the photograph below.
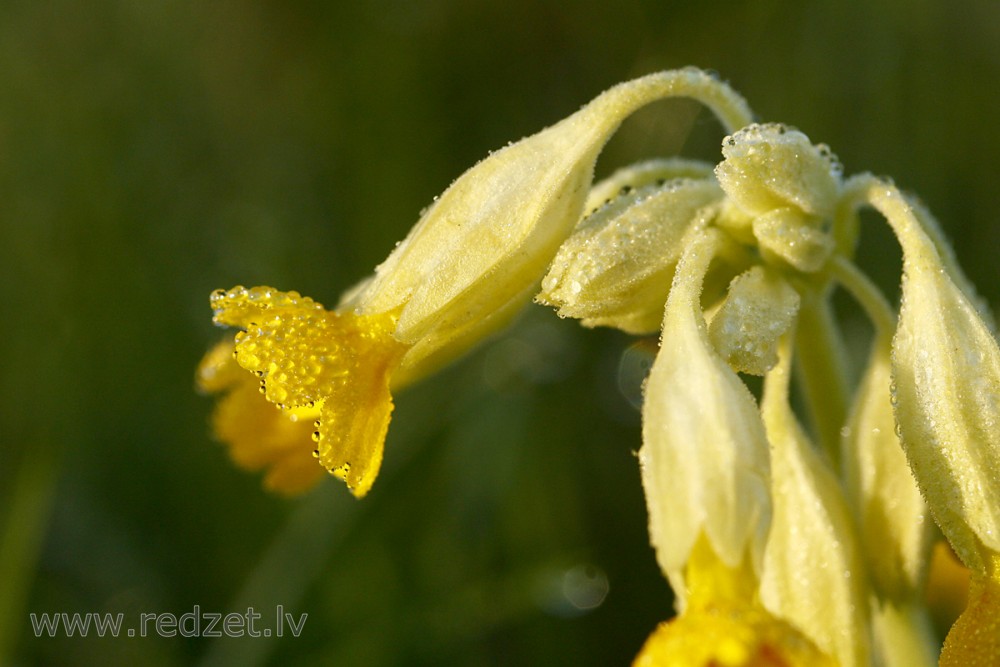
[667,225,723,311]
[840,174,952,286]
[840,173,993,325]
[827,255,897,341]
[832,186,862,261]
[840,175,930,254]
[762,331,796,421]
[592,67,755,136]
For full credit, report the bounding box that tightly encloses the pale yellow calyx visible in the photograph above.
[852,177,1000,575]
[343,68,753,382]
[640,227,771,585]
[210,286,409,497]
[538,174,723,334]
[869,600,938,667]
[708,266,800,376]
[842,339,932,600]
[759,337,872,667]
[633,535,835,667]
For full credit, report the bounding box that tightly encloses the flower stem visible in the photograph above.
[828,255,897,341]
[793,295,850,467]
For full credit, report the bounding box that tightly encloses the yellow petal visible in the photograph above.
[210,286,409,497]
[196,341,324,495]
[940,553,1000,667]
[633,608,835,667]
[634,535,835,667]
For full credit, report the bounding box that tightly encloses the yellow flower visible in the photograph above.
[200,68,755,497]
[202,289,408,497]
[196,340,325,495]
[633,535,835,667]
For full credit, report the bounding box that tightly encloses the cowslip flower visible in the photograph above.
[198,68,1000,664]
[198,68,754,497]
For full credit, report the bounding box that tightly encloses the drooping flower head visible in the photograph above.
[198,68,1000,665]
[537,75,1000,664]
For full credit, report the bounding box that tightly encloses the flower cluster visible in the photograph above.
[198,68,1000,665]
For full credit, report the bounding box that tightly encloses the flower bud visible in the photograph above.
[889,213,1000,574]
[751,207,836,272]
[848,180,1000,577]
[715,123,842,220]
[537,174,723,334]
[708,266,800,375]
[640,227,771,584]
[582,157,715,213]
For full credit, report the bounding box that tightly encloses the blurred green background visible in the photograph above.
[3,1,999,665]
